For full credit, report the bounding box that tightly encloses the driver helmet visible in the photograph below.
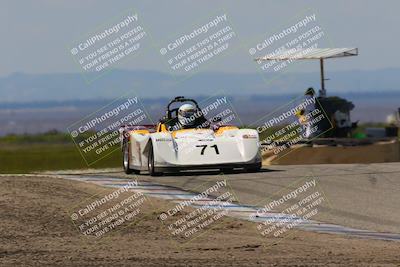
[178,103,196,127]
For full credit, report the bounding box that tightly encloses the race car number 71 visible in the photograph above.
[196,144,220,155]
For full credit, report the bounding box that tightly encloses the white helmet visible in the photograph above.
[178,103,196,127]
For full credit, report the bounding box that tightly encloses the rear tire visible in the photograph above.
[148,141,162,176]
[123,140,134,174]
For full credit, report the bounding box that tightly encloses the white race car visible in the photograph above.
[120,96,261,176]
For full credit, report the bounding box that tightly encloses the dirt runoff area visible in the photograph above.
[1,175,399,266]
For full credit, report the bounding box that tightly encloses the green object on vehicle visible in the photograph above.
[353,132,366,139]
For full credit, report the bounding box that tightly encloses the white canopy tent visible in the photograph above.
[255,48,358,97]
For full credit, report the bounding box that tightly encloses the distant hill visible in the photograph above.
[0,68,399,103]
[0,91,399,136]
[0,69,399,135]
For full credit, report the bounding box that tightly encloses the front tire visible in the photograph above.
[148,141,162,176]
[123,140,134,174]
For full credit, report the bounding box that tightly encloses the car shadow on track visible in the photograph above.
[157,168,283,177]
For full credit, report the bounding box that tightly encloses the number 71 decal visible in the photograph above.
[196,144,219,155]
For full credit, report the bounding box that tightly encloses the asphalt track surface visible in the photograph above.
[144,163,400,234]
[43,162,400,239]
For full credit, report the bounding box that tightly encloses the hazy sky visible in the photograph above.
[1,0,399,76]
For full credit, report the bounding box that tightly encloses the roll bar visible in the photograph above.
[166,96,202,119]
